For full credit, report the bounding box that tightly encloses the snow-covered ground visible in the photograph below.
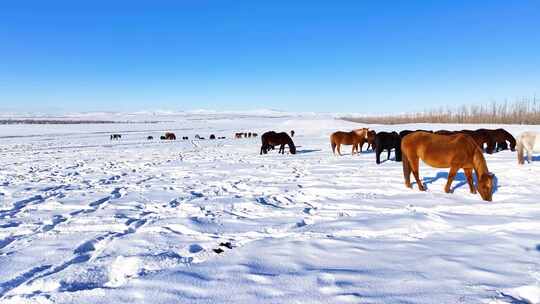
[1,113,540,304]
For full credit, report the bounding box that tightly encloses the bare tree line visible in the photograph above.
[341,97,540,125]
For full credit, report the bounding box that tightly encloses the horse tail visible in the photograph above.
[517,138,524,164]
[331,140,336,154]
[260,135,266,155]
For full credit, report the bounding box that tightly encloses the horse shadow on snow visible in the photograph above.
[295,149,321,154]
[415,171,499,194]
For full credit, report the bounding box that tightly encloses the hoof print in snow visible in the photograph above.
[213,242,233,254]
[219,242,233,249]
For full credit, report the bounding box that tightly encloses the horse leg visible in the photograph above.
[464,168,476,194]
[376,147,382,164]
[444,167,458,193]
[337,144,343,156]
[402,153,412,188]
[387,148,391,160]
[527,147,533,163]
[487,140,495,154]
[395,146,402,162]
[517,142,525,164]
[410,157,424,191]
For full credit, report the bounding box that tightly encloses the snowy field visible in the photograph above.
[1,113,540,304]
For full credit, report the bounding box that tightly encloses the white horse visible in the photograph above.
[517,131,540,164]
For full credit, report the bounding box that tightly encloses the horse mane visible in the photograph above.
[469,136,489,176]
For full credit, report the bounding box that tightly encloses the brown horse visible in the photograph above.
[467,129,496,154]
[401,131,494,201]
[434,130,456,135]
[164,132,176,140]
[490,128,516,151]
[435,129,496,154]
[260,131,296,155]
[364,130,376,151]
[356,129,376,152]
[330,128,368,155]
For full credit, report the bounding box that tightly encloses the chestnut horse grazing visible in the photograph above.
[517,131,540,164]
[330,129,368,155]
[401,132,494,201]
[260,131,296,155]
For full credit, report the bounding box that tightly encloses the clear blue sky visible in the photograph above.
[1,1,539,114]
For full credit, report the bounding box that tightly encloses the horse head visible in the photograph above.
[289,142,297,154]
[287,135,297,154]
[477,172,494,202]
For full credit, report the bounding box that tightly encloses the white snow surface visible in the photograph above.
[1,113,540,303]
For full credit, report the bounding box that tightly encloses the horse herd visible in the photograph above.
[110,132,230,141]
[261,128,540,202]
[235,132,258,138]
[110,127,540,202]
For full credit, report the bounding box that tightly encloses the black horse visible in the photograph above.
[260,131,296,155]
[110,134,121,140]
[210,134,216,140]
[374,131,402,164]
